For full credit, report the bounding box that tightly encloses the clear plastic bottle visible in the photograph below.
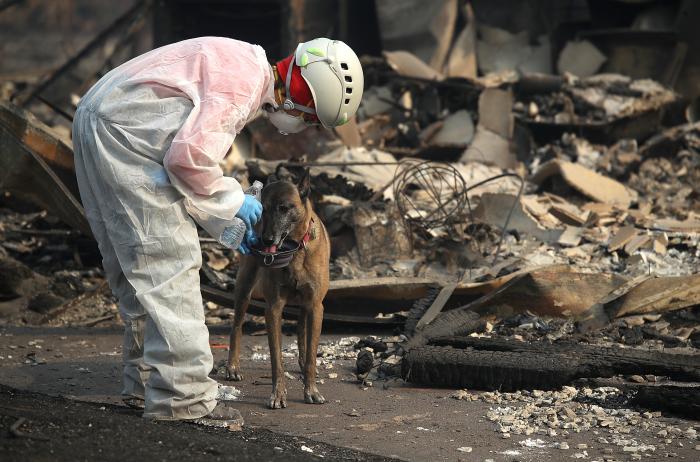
[219,180,263,249]
[247,180,263,201]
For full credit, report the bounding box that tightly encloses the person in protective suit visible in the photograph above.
[72,37,363,423]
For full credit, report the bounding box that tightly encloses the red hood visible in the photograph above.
[276,54,316,115]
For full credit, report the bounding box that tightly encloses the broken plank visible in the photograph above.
[328,276,535,302]
[608,274,700,318]
[326,277,440,301]
[652,234,668,254]
[0,100,77,190]
[624,233,651,254]
[382,50,443,80]
[608,225,637,251]
[0,121,91,236]
[549,204,588,226]
[414,283,458,331]
[650,218,700,232]
[79,313,116,327]
[334,115,362,147]
[558,226,582,247]
[576,274,653,332]
[465,267,627,317]
[531,159,636,208]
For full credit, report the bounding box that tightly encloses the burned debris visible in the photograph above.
[2,8,699,336]
[2,0,700,459]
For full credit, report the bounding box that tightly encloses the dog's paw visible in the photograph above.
[269,388,288,409]
[222,365,243,381]
[304,386,326,405]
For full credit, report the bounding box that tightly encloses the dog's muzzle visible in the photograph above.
[251,238,302,268]
[251,219,315,268]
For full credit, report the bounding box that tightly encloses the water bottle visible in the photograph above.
[247,180,263,201]
[219,180,263,250]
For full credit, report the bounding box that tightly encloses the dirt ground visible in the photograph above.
[0,384,394,462]
[0,325,698,461]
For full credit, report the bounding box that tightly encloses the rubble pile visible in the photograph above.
[452,387,699,459]
[234,68,700,290]
[516,75,676,127]
[4,49,700,346]
[0,205,117,326]
[482,308,700,350]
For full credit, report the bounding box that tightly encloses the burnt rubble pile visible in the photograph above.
[2,47,700,340]
[0,203,115,326]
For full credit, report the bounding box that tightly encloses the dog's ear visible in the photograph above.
[266,174,278,185]
[297,168,311,201]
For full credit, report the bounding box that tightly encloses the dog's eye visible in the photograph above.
[278,204,290,213]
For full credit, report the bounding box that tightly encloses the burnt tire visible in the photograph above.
[402,345,579,391]
[429,336,700,382]
[402,336,700,391]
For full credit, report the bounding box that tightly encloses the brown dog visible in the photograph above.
[225,168,330,409]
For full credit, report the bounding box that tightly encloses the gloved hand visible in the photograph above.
[235,195,262,232]
[237,229,259,255]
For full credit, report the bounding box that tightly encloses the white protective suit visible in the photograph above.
[72,37,274,419]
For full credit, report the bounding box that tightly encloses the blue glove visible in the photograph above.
[235,195,263,232]
[238,229,259,255]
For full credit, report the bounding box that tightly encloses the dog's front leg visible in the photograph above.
[303,299,326,404]
[297,312,307,375]
[266,297,288,409]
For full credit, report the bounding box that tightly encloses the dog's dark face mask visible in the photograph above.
[260,169,310,251]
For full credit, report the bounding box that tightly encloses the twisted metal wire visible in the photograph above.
[393,161,524,264]
[393,161,469,230]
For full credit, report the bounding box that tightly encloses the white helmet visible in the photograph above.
[282,38,364,128]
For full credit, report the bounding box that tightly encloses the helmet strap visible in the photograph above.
[284,51,318,116]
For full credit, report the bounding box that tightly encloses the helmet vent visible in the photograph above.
[346,88,353,94]
[345,76,352,82]
[340,62,349,70]
[344,98,350,105]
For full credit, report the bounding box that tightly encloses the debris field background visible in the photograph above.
[1,1,700,461]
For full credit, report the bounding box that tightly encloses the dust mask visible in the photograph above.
[267,109,307,135]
